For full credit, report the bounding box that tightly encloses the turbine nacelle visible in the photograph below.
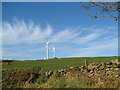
[46,42,49,45]
[52,47,56,51]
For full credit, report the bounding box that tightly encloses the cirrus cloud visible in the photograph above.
[1,18,118,59]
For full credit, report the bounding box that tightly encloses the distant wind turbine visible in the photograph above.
[46,39,49,60]
[52,46,56,58]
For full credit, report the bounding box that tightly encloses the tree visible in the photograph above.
[82,1,120,20]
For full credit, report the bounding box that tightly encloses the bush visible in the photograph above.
[2,67,42,88]
[46,76,66,88]
[36,77,44,84]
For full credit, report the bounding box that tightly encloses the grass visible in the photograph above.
[2,56,118,71]
[2,56,120,88]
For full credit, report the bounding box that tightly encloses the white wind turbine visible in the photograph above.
[46,39,49,60]
[52,46,56,58]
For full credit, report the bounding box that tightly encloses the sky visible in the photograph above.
[1,2,118,60]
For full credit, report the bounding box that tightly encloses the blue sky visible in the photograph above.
[1,2,118,60]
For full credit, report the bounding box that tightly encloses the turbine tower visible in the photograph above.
[53,46,56,58]
[46,39,49,60]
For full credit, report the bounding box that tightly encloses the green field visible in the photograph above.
[2,56,118,70]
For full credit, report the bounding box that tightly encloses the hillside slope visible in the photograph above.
[2,56,118,70]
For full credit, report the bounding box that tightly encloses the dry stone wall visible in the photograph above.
[2,60,120,88]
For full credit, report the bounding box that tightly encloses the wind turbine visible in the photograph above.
[46,39,49,60]
[52,46,56,58]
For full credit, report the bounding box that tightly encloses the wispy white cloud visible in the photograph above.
[2,18,52,45]
[2,18,118,46]
[70,37,118,57]
[2,19,82,45]
[73,32,101,44]
[1,18,118,59]
[50,28,80,43]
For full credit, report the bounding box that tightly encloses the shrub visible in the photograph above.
[46,76,66,88]
[2,67,42,88]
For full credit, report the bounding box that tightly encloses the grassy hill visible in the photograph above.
[2,56,120,88]
[2,56,118,70]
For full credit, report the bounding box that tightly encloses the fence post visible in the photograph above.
[85,59,88,66]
